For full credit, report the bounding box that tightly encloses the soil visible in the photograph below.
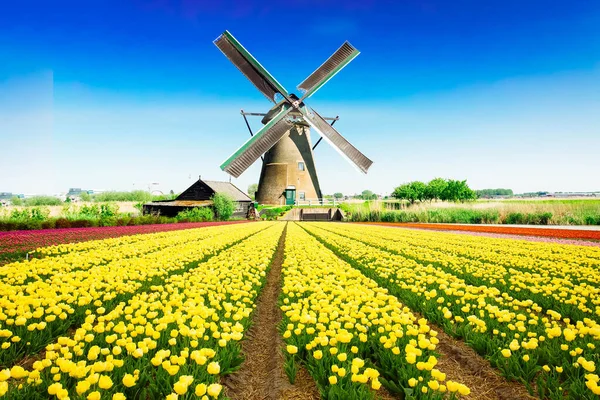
[223,223,320,400]
[431,328,536,400]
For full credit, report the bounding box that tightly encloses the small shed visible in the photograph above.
[143,178,252,218]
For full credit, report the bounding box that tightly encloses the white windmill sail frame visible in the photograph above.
[300,108,372,174]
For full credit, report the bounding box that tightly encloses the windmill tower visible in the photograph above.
[214,31,372,205]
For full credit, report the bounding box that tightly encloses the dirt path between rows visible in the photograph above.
[433,328,536,400]
[224,223,320,400]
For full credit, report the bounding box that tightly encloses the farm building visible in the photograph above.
[143,178,252,218]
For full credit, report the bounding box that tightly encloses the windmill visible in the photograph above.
[214,30,373,205]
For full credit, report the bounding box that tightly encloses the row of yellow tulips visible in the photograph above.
[1,222,284,399]
[302,223,600,399]
[318,223,600,321]
[0,223,269,366]
[280,223,469,399]
[4,224,243,287]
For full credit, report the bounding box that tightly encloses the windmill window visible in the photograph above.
[299,191,306,200]
[298,162,305,171]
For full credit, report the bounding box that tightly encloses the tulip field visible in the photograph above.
[1,221,599,399]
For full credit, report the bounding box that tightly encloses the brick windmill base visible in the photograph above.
[256,124,322,205]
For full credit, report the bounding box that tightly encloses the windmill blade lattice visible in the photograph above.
[301,107,373,174]
[297,41,360,101]
[220,106,292,178]
[214,31,288,103]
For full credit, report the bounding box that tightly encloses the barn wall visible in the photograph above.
[177,181,215,201]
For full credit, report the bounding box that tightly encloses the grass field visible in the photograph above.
[1,222,599,399]
[342,199,600,225]
[0,202,140,218]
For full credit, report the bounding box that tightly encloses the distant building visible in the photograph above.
[143,178,252,218]
[66,188,93,201]
[67,188,93,196]
[0,192,12,201]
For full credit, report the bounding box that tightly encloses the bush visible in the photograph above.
[260,206,292,220]
[505,212,525,224]
[504,212,552,225]
[41,220,56,230]
[212,193,235,221]
[176,207,214,222]
[527,212,553,225]
[55,218,71,229]
[23,196,63,206]
[584,215,600,225]
[9,207,50,222]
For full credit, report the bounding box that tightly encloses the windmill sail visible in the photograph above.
[221,106,292,177]
[214,31,288,103]
[302,108,372,174]
[297,42,360,100]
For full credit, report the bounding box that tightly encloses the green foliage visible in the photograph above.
[441,179,477,202]
[10,196,23,206]
[347,208,501,224]
[151,192,178,201]
[92,190,153,202]
[79,192,92,202]
[333,192,344,199]
[22,196,63,206]
[359,190,377,200]
[344,208,563,225]
[424,177,448,202]
[175,207,214,222]
[247,183,259,200]
[261,206,292,221]
[393,178,476,204]
[392,181,426,204]
[10,207,50,221]
[505,212,553,225]
[283,354,298,384]
[212,193,235,221]
[476,188,514,198]
[60,203,120,221]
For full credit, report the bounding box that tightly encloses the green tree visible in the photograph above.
[248,183,259,200]
[79,192,92,202]
[10,196,23,206]
[442,180,477,202]
[333,192,344,199]
[392,181,426,204]
[476,188,513,198]
[212,193,235,220]
[361,190,377,200]
[424,178,448,202]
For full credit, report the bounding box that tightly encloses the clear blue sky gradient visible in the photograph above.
[1,0,599,195]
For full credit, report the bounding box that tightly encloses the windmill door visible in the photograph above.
[285,188,296,205]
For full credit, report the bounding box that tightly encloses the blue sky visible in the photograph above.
[1,0,599,195]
